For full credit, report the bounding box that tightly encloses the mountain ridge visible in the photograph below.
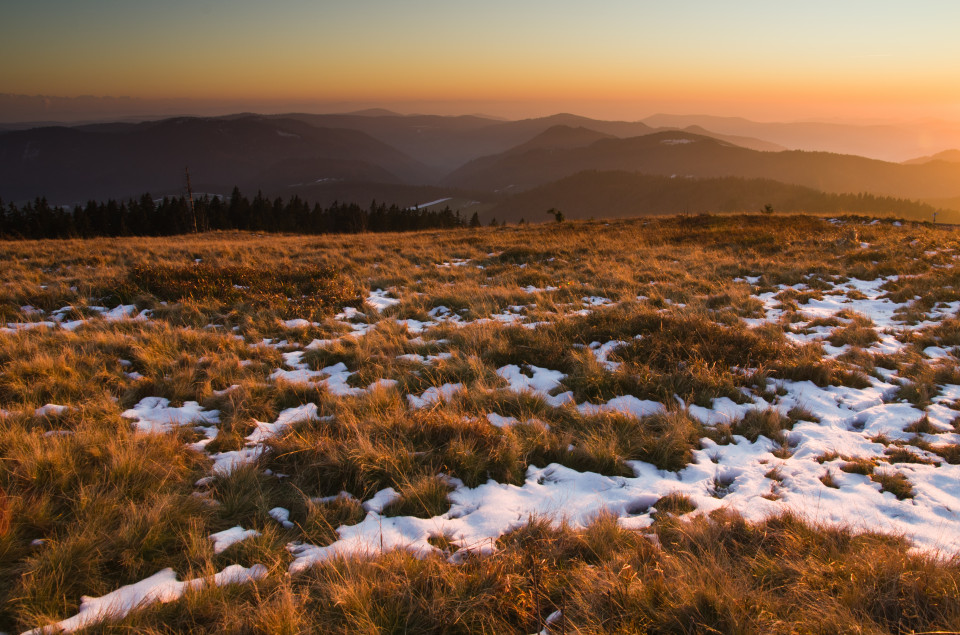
[5,110,960,214]
[445,129,960,201]
[0,115,432,203]
[642,113,960,162]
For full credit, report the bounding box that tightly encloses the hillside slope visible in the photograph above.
[0,115,432,203]
[642,113,960,162]
[446,131,960,201]
[904,149,960,165]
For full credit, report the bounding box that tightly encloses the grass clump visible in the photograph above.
[819,470,840,489]
[651,492,697,521]
[884,445,939,465]
[426,532,461,554]
[632,411,703,471]
[923,443,960,465]
[904,415,940,435]
[301,495,366,546]
[731,408,793,444]
[547,410,704,475]
[870,470,915,500]
[381,475,453,518]
[840,457,877,476]
[827,315,880,348]
[207,464,302,528]
[786,405,820,424]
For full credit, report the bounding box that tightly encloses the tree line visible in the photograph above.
[0,188,471,239]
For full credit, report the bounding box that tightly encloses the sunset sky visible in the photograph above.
[3,0,960,122]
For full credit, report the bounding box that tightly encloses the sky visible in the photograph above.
[3,0,960,122]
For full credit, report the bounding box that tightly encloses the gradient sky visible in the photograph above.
[3,0,960,121]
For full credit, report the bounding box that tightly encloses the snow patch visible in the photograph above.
[22,565,267,634]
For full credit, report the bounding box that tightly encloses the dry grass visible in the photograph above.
[93,509,960,634]
[2,216,960,633]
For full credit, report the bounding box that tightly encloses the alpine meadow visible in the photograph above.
[3,1,960,634]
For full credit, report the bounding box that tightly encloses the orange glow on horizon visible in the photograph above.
[3,1,960,124]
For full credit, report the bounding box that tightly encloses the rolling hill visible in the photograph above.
[642,114,960,163]
[445,130,960,201]
[278,111,782,174]
[0,115,433,204]
[679,125,785,152]
[277,112,655,173]
[5,110,960,219]
[903,149,960,165]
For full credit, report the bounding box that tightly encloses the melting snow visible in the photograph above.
[408,383,464,409]
[245,403,320,444]
[209,526,259,554]
[269,507,295,529]
[34,404,71,417]
[121,397,220,434]
[22,565,267,634]
[366,289,401,312]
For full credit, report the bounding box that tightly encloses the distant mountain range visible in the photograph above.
[274,112,664,173]
[3,110,960,223]
[0,113,787,204]
[445,129,960,201]
[0,115,431,202]
[903,149,960,165]
[640,114,960,164]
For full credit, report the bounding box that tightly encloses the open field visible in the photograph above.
[2,215,960,633]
